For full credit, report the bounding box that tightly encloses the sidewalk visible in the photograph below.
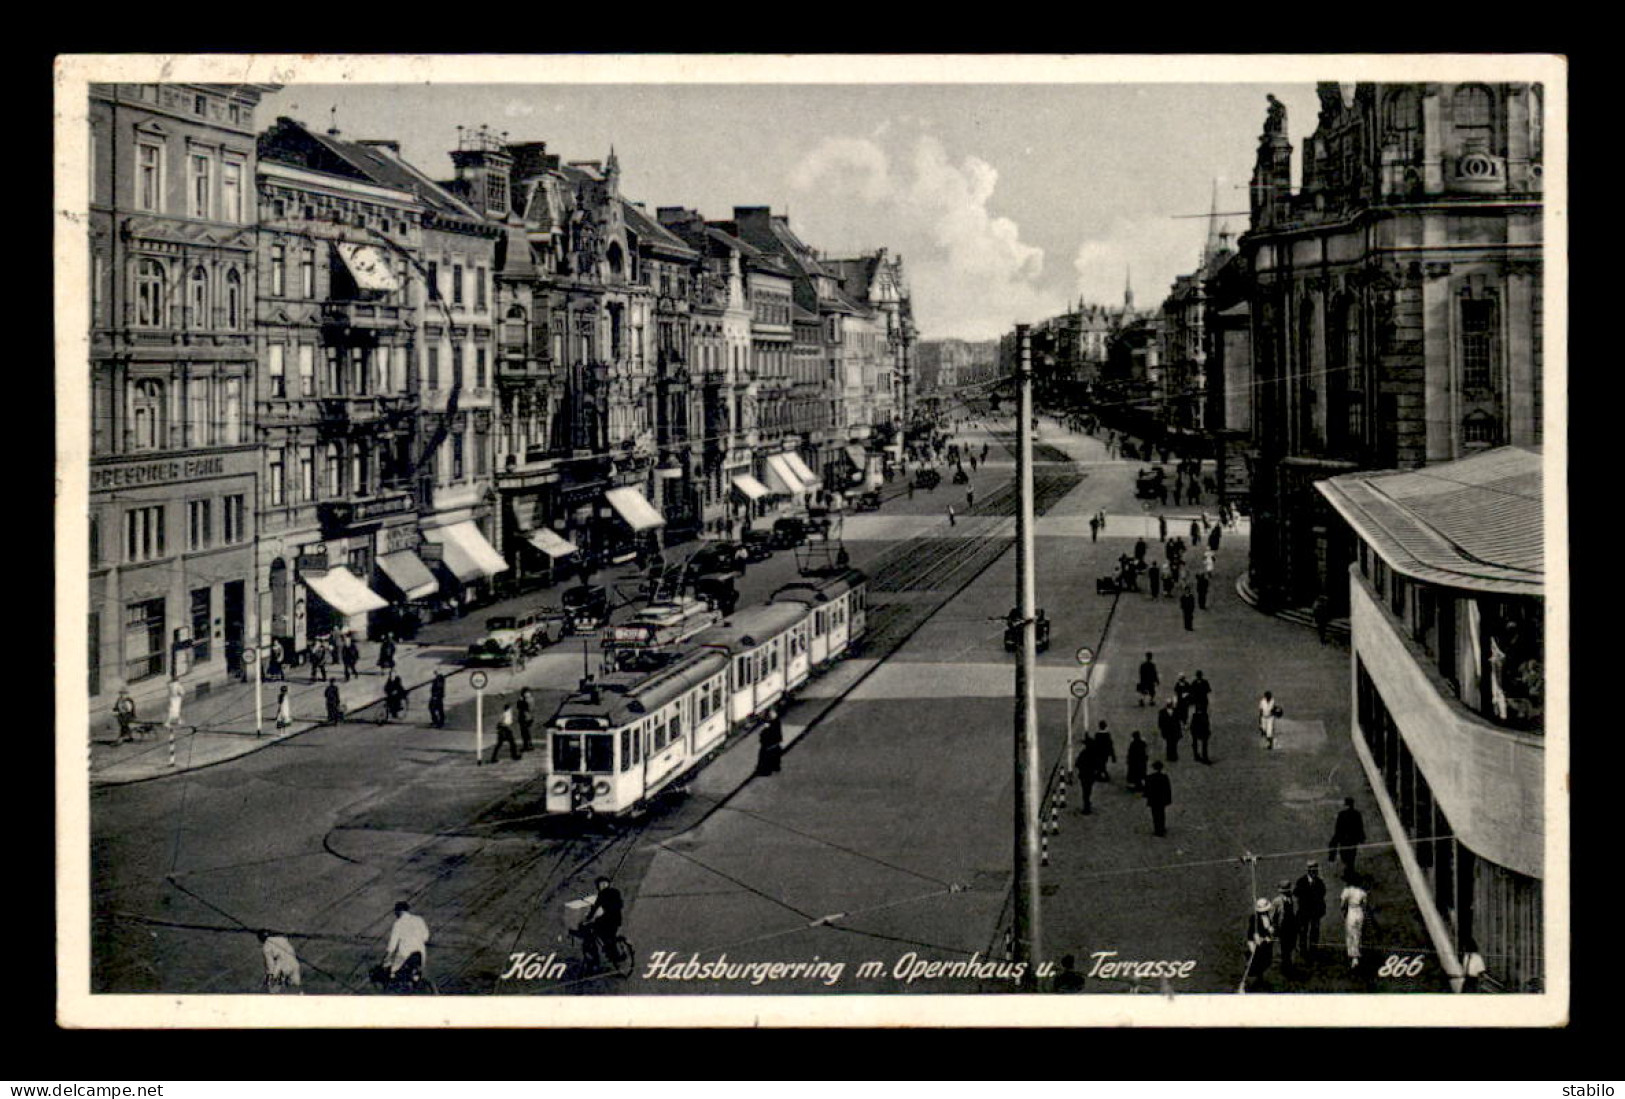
[1017,414,1439,993]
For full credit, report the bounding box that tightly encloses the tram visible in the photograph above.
[539,567,870,819]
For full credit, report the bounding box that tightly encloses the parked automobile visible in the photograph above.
[854,490,882,512]
[466,608,563,665]
[770,517,808,549]
[561,584,611,633]
[741,529,775,561]
[915,468,942,490]
[686,542,745,577]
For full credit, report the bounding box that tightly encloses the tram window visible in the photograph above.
[584,733,614,773]
[553,733,583,772]
[670,712,683,744]
[633,722,642,763]
[697,687,710,720]
[735,655,748,685]
[620,728,631,772]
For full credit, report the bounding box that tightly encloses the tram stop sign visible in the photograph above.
[242,647,258,665]
[1075,646,1094,666]
[469,671,489,691]
[1070,680,1091,699]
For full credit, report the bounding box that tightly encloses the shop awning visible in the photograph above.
[527,528,579,558]
[604,487,666,531]
[764,454,812,495]
[844,445,869,470]
[335,242,402,291]
[731,473,770,501]
[303,567,389,617]
[784,452,820,490]
[424,521,510,583]
[376,550,439,602]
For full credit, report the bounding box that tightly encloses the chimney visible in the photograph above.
[507,141,552,181]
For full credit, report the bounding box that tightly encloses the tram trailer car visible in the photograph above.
[769,568,869,668]
[544,648,732,817]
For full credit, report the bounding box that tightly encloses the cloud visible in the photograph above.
[788,134,1066,340]
[1071,215,1213,312]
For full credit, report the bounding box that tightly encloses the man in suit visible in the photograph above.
[1292,861,1328,961]
[1157,700,1183,763]
[1330,798,1367,878]
[1144,761,1172,837]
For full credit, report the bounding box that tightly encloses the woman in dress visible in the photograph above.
[275,684,292,730]
[1341,882,1369,971]
[1258,691,1280,750]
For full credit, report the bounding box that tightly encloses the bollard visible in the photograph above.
[168,724,176,768]
[1058,784,1068,809]
[1041,834,1050,866]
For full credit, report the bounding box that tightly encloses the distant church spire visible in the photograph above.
[1124,265,1134,311]
[1203,177,1223,264]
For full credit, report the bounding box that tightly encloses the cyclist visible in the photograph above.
[379,900,430,991]
[257,929,302,993]
[580,876,624,968]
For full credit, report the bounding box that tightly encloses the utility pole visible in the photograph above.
[1012,323,1042,989]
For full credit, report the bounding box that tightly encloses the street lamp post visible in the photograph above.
[1012,323,1042,990]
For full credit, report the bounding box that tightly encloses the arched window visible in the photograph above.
[1384,87,1420,156]
[1454,84,1496,151]
[134,259,167,327]
[130,379,165,451]
[504,303,527,352]
[225,268,242,328]
[325,442,344,497]
[1462,410,1499,447]
[188,266,210,328]
[606,241,624,277]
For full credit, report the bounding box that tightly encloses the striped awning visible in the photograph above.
[783,451,820,490]
[376,550,439,602]
[765,454,813,495]
[424,521,510,583]
[604,487,666,531]
[731,474,770,501]
[303,568,389,617]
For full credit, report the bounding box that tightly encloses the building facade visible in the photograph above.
[88,82,276,710]
[1238,83,1544,613]
[1318,446,1545,993]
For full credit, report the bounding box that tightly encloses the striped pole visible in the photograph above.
[168,722,176,768]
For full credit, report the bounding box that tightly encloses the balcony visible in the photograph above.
[321,301,412,330]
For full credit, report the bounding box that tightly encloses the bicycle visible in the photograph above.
[370,954,438,994]
[569,921,635,978]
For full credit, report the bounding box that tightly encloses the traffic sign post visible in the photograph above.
[244,646,262,737]
[1066,678,1090,783]
[1069,649,1094,784]
[470,671,488,764]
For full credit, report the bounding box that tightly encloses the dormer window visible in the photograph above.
[488,173,508,216]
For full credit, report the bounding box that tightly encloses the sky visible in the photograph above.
[259,80,1323,341]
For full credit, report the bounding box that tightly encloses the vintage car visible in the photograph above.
[853,490,882,512]
[1135,467,1167,500]
[561,584,612,633]
[625,598,721,646]
[770,517,809,549]
[685,542,746,578]
[465,608,563,665]
[914,468,942,490]
[741,528,775,561]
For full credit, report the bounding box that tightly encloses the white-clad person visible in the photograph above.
[382,900,431,988]
[1258,690,1282,750]
[258,930,302,993]
[166,677,185,728]
[1340,881,1369,971]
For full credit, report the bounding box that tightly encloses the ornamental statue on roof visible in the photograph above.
[1264,94,1287,137]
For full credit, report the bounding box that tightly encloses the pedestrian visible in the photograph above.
[1125,731,1148,792]
[1258,690,1281,749]
[1179,585,1197,631]
[966,488,975,510]
[1075,735,1096,814]
[1137,652,1160,707]
[327,633,342,673]
[970,454,978,472]
[516,687,534,752]
[1188,708,1211,764]
[982,443,989,463]
[1312,595,1332,645]
[1293,861,1327,961]
[1053,954,1086,993]
[1244,897,1276,990]
[378,635,397,675]
[1271,881,1299,977]
[1097,510,1106,533]
[1148,560,1163,599]
[341,635,359,681]
[258,930,302,994]
[1196,571,1211,610]
[324,681,343,724]
[1329,797,1367,878]
[757,710,784,776]
[114,689,136,743]
[1089,515,1100,543]
[275,684,292,730]
[1340,881,1369,971]
[908,481,915,500]
[1144,761,1172,837]
[1188,481,1201,506]
[490,700,521,762]
[1208,524,1221,553]
[265,645,285,681]
[1092,720,1116,781]
[383,673,407,722]
[1172,672,1192,720]
[1460,938,1488,993]
[1203,547,1216,575]
[1133,536,1147,563]
[167,677,185,728]
[947,504,956,527]
[1188,670,1212,716]
[309,640,328,682]
[1158,700,1182,762]
[428,671,447,728]
[1157,514,1168,542]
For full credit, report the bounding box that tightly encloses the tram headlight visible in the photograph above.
[594,780,611,796]
[551,779,569,796]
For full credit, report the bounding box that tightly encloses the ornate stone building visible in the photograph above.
[1237,82,1544,613]
[88,82,277,709]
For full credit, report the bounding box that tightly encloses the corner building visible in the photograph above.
[1319,446,1545,992]
[87,82,277,711]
